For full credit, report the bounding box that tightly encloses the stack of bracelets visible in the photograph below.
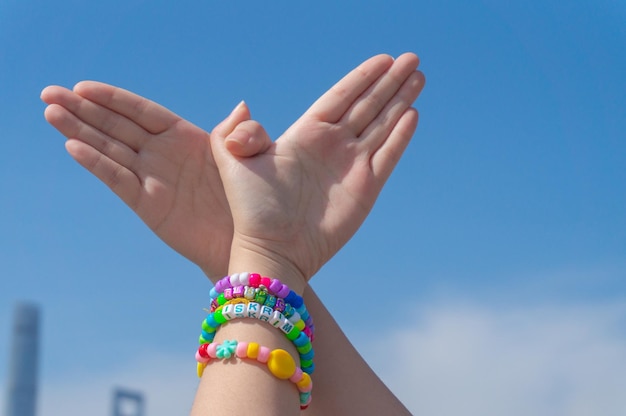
[196,273,314,409]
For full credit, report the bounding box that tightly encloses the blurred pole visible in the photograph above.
[5,303,39,416]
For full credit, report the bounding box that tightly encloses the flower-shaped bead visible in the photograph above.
[216,340,238,359]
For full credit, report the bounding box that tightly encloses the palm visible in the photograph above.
[212,53,425,283]
[42,82,232,279]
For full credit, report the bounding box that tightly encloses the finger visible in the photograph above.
[341,52,420,136]
[65,139,142,210]
[303,54,395,123]
[42,85,151,152]
[72,81,181,135]
[44,104,137,168]
[212,101,252,139]
[44,103,138,171]
[225,120,273,157]
[359,70,425,150]
[370,107,419,181]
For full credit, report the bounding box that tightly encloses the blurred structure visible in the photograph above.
[112,388,145,416]
[5,303,40,416]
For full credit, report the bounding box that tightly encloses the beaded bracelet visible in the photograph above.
[210,273,315,340]
[196,340,313,409]
[199,300,315,374]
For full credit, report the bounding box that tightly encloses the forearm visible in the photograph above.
[302,286,412,416]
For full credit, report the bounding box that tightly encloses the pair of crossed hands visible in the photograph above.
[42,53,425,293]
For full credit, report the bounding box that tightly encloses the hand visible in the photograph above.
[211,53,425,292]
[41,82,251,279]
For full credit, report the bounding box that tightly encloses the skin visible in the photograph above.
[42,53,425,415]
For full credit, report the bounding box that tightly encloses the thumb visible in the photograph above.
[225,119,273,157]
[212,101,252,139]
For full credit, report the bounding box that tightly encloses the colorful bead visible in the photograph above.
[233,285,245,298]
[216,340,237,359]
[259,305,273,322]
[264,294,277,308]
[267,349,296,379]
[247,342,260,359]
[229,273,241,287]
[274,298,285,313]
[249,273,261,287]
[213,309,227,325]
[196,341,312,409]
[246,302,260,319]
[268,278,283,294]
[244,286,256,300]
[239,272,250,286]
[276,284,290,299]
[260,276,272,288]
[254,289,267,304]
[236,341,248,358]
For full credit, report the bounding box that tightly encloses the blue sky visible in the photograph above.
[1,0,625,414]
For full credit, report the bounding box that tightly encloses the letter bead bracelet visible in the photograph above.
[196,340,313,409]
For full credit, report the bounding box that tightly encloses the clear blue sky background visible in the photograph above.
[1,0,625,414]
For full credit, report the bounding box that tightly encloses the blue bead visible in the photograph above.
[300,349,315,361]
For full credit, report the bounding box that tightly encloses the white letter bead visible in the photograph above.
[246,302,260,319]
[233,303,246,318]
[280,319,295,334]
[259,305,273,322]
[270,310,285,328]
[244,286,256,300]
[222,304,235,320]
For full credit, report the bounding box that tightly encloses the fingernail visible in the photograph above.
[232,100,246,113]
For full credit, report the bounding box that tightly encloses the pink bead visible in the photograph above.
[207,343,218,358]
[249,273,261,287]
[257,346,271,363]
[303,327,313,339]
[236,342,249,358]
[289,367,303,383]
[233,285,245,297]
[195,350,210,364]
[260,276,272,288]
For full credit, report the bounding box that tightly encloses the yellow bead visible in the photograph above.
[296,320,306,331]
[247,342,260,359]
[197,362,206,378]
[267,349,296,380]
[296,372,312,389]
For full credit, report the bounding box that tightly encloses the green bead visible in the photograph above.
[214,309,227,324]
[297,342,312,354]
[217,293,226,305]
[202,319,217,333]
[300,358,314,368]
[285,326,300,341]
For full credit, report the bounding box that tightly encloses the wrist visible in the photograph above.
[228,237,307,295]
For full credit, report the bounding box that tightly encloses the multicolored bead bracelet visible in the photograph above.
[199,300,315,374]
[210,273,315,340]
[210,287,314,340]
[196,340,313,409]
